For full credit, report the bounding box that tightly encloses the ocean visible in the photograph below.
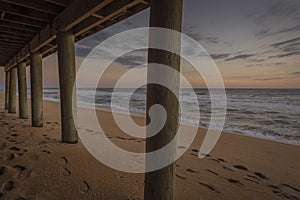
[42,88,300,145]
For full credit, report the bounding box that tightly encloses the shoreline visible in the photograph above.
[42,95,300,147]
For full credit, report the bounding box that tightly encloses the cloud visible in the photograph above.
[210,53,230,60]
[254,0,300,38]
[250,58,265,63]
[271,37,300,48]
[246,62,285,68]
[290,72,300,75]
[255,77,284,81]
[225,54,255,61]
[114,50,147,68]
[184,26,219,44]
[269,37,300,58]
[256,24,300,38]
[269,51,300,58]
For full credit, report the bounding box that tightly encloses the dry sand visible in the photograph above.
[0,93,299,200]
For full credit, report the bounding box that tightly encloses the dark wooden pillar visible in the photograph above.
[5,70,10,110]
[30,53,43,127]
[57,30,78,143]
[144,0,183,200]
[8,67,17,113]
[17,62,28,119]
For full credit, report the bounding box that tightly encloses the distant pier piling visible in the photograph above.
[30,53,43,127]
[17,62,28,119]
[8,67,17,114]
[57,30,78,144]
[5,70,10,110]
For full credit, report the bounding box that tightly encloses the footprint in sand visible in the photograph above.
[223,166,235,172]
[9,146,21,152]
[62,168,71,176]
[227,178,244,187]
[233,165,248,171]
[79,181,90,193]
[282,184,300,192]
[13,165,26,172]
[176,174,187,180]
[0,143,7,150]
[10,134,18,137]
[254,172,269,180]
[2,181,14,191]
[244,178,259,184]
[0,166,6,175]
[205,169,219,176]
[199,182,221,193]
[246,174,261,181]
[61,156,68,164]
[186,168,199,173]
[85,129,93,133]
[42,150,51,154]
[268,184,300,199]
[5,153,15,161]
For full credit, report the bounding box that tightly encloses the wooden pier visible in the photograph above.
[0,0,183,199]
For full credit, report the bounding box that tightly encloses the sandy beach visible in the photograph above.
[0,93,299,200]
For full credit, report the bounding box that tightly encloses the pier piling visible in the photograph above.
[8,67,17,114]
[144,0,183,199]
[17,62,28,119]
[5,70,10,110]
[30,53,43,127]
[57,30,78,143]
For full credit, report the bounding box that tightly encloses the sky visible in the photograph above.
[0,0,299,89]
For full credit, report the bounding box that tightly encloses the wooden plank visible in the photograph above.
[0,45,20,50]
[1,0,63,15]
[1,13,46,28]
[0,29,36,37]
[74,0,145,36]
[55,0,113,31]
[5,0,150,70]
[44,0,73,7]
[0,33,30,42]
[0,22,40,32]
[0,1,54,22]
[0,41,24,47]
[0,37,27,44]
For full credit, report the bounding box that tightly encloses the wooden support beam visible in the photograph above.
[1,0,63,15]
[17,62,28,119]
[0,1,54,22]
[57,30,78,143]
[0,29,36,37]
[0,41,23,48]
[0,37,27,45]
[30,53,43,127]
[0,38,26,45]
[8,66,17,113]
[74,0,144,36]
[144,0,183,199]
[0,34,31,41]
[55,0,113,31]
[44,0,73,7]
[0,22,40,32]
[0,47,19,51]
[5,0,150,70]
[1,13,46,28]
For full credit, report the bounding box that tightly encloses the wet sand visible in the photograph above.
[0,93,299,200]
